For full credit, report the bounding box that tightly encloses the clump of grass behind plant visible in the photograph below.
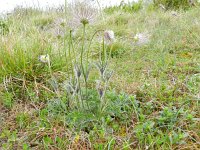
[0,20,9,35]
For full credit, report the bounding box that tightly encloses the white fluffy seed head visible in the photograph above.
[68,0,98,29]
[39,54,50,63]
[133,32,150,46]
[104,30,115,44]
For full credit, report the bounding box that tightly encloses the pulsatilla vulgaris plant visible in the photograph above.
[63,1,114,112]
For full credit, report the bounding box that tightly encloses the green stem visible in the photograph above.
[86,30,103,66]
[102,36,107,69]
[70,30,77,64]
[81,24,86,79]
[64,0,68,72]
[85,81,90,110]
[77,76,84,109]
[80,24,86,109]
[68,30,74,76]
[48,60,52,77]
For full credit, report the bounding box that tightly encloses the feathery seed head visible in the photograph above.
[69,0,98,28]
[104,30,115,45]
[39,54,50,63]
[133,32,150,46]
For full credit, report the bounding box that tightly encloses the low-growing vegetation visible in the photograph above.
[0,0,199,149]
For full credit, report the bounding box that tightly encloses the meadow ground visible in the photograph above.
[0,4,200,150]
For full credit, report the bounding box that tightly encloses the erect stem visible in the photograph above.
[86,30,103,66]
[81,24,86,80]
[80,23,87,109]
[69,30,77,64]
[69,30,76,77]
[64,0,69,72]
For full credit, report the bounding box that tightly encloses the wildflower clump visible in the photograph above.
[61,0,115,111]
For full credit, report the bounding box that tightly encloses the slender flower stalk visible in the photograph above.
[95,33,114,112]
[64,0,70,73]
[68,30,75,76]
[104,30,115,61]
